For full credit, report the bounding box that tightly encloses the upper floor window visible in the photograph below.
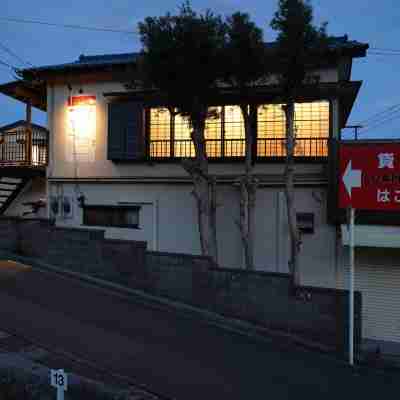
[148,100,329,159]
[257,101,329,157]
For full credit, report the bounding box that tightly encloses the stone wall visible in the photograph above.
[0,217,361,356]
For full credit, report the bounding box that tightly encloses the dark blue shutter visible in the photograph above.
[108,101,144,161]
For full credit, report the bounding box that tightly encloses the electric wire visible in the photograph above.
[0,17,137,34]
[357,103,400,126]
[358,111,400,135]
[0,57,17,70]
[0,40,33,67]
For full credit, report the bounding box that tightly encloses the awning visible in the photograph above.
[341,224,400,248]
[0,80,46,111]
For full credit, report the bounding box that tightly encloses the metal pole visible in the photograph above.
[57,386,64,400]
[349,207,355,366]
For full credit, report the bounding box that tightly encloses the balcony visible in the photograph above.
[149,137,329,160]
[0,126,48,169]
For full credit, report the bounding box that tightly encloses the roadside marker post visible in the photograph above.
[348,207,355,366]
[50,369,68,400]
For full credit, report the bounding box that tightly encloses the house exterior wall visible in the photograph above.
[47,68,339,180]
[51,181,337,287]
[41,65,341,286]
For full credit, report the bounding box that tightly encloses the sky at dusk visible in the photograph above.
[0,0,399,139]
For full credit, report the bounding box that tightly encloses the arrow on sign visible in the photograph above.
[343,160,362,198]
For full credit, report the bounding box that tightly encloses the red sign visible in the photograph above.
[339,143,400,210]
[68,95,96,107]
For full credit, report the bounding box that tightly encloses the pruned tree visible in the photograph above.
[271,0,328,285]
[224,13,267,269]
[139,2,227,262]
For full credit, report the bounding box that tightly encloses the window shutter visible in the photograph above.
[108,101,144,161]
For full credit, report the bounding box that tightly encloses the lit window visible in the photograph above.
[224,105,245,157]
[205,107,222,158]
[174,113,195,157]
[149,108,170,158]
[257,101,329,157]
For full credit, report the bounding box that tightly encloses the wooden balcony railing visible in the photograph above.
[150,137,329,159]
[0,127,48,167]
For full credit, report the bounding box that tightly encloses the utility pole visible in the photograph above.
[344,125,363,140]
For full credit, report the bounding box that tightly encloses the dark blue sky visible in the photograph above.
[1,0,399,139]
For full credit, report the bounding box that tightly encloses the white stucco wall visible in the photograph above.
[51,181,337,286]
[47,69,339,180]
[43,64,341,287]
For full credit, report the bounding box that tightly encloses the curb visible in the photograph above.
[1,250,396,376]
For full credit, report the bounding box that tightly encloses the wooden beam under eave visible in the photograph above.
[14,87,46,111]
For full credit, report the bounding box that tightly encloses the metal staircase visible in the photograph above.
[0,177,29,215]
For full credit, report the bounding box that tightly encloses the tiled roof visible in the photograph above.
[21,35,368,75]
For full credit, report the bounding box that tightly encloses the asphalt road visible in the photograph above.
[0,261,397,399]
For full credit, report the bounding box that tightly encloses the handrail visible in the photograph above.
[0,128,48,167]
[150,137,329,159]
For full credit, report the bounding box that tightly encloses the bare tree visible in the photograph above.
[139,3,227,262]
[224,13,267,269]
[271,0,328,285]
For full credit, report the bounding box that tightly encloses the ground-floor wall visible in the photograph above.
[4,177,47,219]
[47,181,337,287]
[8,178,400,348]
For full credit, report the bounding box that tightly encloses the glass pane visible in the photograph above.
[224,105,245,157]
[257,101,329,157]
[174,113,195,157]
[205,107,222,157]
[150,108,171,158]
[84,207,139,227]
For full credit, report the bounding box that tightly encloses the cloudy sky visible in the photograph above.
[0,0,399,139]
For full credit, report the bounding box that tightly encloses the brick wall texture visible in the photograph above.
[0,217,361,356]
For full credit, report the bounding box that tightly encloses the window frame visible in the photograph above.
[82,205,141,229]
[146,100,332,161]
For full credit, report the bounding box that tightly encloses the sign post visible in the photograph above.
[349,207,355,366]
[338,143,400,365]
[50,369,68,400]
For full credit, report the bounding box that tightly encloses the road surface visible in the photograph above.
[0,260,397,399]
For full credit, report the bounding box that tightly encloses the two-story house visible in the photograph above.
[8,36,400,351]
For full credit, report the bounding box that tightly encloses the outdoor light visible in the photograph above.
[66,95,96,162]
[67,95,96,139]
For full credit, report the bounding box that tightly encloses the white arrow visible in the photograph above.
[343,160,362,198]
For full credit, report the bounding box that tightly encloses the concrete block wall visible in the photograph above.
[0,218,147,284]
[0,217,361,356]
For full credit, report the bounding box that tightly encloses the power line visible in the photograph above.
[0,16,138,35]
[357,103,400,126]
[0,40,33,67]
[370,47,400,53]
[369,51,400,56]
[0,57,16,70]
[359,111,400,135]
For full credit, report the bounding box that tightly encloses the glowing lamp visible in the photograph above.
[67,95,96,138]
[66,95,96,162]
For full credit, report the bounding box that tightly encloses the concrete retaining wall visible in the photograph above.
[0,217,361,356]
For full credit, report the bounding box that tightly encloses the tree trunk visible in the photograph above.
[283,102,301,287]
[182,115,218,263]
[236,106,257,270]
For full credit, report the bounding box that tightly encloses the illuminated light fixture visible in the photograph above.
[66,95,96,162]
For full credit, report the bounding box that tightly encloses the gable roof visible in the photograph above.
[0,120,48,133]
[19,35,367,77]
